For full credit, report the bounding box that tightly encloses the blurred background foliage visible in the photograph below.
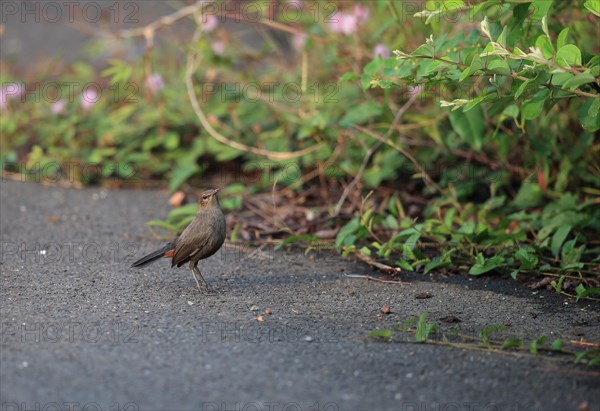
[1,0,599,298]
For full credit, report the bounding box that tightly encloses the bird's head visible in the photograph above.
[198,188,220,209]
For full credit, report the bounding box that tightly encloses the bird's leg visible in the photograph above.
[189,268,203,292]
[194,266,215,294]
[188,261,213,293]
[193,265,208,287]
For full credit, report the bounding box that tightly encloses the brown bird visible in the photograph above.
[131,188,226,292]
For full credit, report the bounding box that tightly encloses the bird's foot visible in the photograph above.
[196,282,218,295]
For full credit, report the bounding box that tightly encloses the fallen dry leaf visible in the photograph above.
[380,306,391,314]
[529,277,552,290]
[439,315,462,323]
[256,316,265,322]
[264,308,272,315]
[315,228,340,239]
[169,191,186,208]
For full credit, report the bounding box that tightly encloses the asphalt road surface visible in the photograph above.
[1,180,598,411]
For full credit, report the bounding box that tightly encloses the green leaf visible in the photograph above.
[554,158,571,193]
[460,55,484,81]
[512,183,544,209]
[368,329,393,340]
[423,249,454,274]
[551,225,571,257]
[550,275,565,293]
[395,258,414,271]
[575,350,600,364]
[550,72,574,87]
[339,72,361,82]
[163,132,180,150]
[363,58,384,75]
[556,45,582,67]
[522,91,548,120]
[496,25,509,47]
[502,105,519,119]
[580,98,600,132]
[530,0,553,21]
[551,339,563,351]
[500,338,524,350]
[411,43,435,58]
[535,35,553,58]
[562,72,596,90]
[514,72,549,99]
[516,247,538,270]
[576,285,600,301]
[415,312,436,343]
[584,0,600,16]
[384,214,399,230]
[166,204,198,224]
[561,239,585,265]
[169,164,200,192]
[448,105,485,151]
[469,254,506,275]
[339,102,383,128]
[100,59,133,84]
[336,218,360,249]
[556,27,569,50]
[480,325,507,343]
[361,73,372,91]
[530,336,547,354]
[463,94,495,111]
[146,219,178,233]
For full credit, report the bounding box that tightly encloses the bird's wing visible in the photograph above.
[171,218,210,267]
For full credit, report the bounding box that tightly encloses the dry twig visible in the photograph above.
[344,274,408,285]
[348,248,403,276]
[332,91,421,217]
[111,1,322,161]
[184,19,322,161]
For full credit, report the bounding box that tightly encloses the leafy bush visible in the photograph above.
[337,0,599,298]
[1,1,598,297]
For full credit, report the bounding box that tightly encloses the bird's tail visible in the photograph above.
[130,242,175,268]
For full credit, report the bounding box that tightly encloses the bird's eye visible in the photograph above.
[202,194,208,200]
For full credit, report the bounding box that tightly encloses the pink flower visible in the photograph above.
[81,87,99,111]
[340,14,358,35]
[374,44,391,59]
[408,85,424,97]
[353,5,369,23]
[287,0,302,7]
[292,33,307,51]
[145,73,164,94]
[212,40,226,56]
[328,12,358,36]
[51,100,66,115]
[201,14,219,32]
